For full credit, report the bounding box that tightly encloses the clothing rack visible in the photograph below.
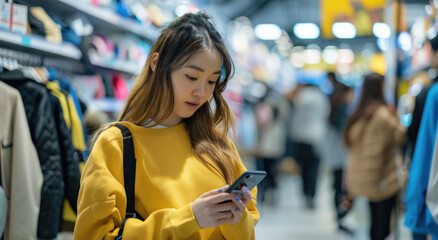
[0,47,85,74]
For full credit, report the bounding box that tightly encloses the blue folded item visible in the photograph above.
[116,0,131,18]
[53,18,81,45]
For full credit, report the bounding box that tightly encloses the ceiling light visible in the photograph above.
[377,38,389,52]
[398,32,412,52]
[290,47,305,68]
[332,22,356,39]
[254,24,282,40]
[305,49,321,64]
[293,23,320,39]
[322,46,338,64]
[338,49,354,64]
[372,23,391,39]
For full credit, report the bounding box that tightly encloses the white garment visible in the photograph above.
[0,81,42,240]
[257,93,290,158]
[0,186,6,237]
[426,128,438,224]
[322,125,347,169]
[289,86,329,149]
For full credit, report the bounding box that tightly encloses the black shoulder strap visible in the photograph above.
[113,124,143,240]
[115,123,137,216]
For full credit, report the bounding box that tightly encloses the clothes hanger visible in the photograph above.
[0,57,19,72]
[34,67,48,83]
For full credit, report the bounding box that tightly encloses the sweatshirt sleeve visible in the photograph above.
[220,139,260,240]
[73,127,201,240]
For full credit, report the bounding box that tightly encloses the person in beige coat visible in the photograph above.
[343,73,406,240]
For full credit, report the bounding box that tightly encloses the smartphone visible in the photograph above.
[225,170,267,194]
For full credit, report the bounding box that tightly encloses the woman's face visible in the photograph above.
[162,49,223,127]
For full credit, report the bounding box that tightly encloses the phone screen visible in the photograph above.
[225,170,267,194]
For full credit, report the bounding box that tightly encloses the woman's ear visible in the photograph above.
[151,52,159,72]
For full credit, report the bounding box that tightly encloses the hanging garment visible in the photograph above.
[112,73,128,100]
[0,186,6,238]
[405,83,438,236]
[0,81,43,240]
[47,70,85,123]
[49,94,81,216]
[47,81,71,129]
[1,70,65,239]
[47,80,82,229]
[426,128,438,225]
[46,80,85,151]
[47,70,88,158]
[66,93,86,151]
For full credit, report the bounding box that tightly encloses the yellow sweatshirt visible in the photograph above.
[73,122,259,240]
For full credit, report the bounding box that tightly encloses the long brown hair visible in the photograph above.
[90,12,238,184]
[343,73,386,147]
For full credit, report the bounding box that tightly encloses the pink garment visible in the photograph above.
[112,73,128,100]
[94,74,105,99]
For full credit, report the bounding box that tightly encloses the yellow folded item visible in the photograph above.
[30,7,62,43]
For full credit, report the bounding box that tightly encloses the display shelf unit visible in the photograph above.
[0,29,82,60]
[32,0,160,43]
[89,97,125,113]
[89,54,143,75]
[0,29,141,74]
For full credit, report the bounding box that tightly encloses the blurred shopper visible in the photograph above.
[74,12,259,240]
[322,72,353,233]
[254,85,290,204]
[405,35,438,240]
[343,73,406,240]
[407,35,438,161]
[287,81,329,209]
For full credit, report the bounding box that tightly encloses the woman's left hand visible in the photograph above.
[224,186,252,225]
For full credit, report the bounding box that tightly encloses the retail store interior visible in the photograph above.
[1,0,438,239]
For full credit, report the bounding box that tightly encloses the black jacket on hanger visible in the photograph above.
[0,70,64,239]
[49,94,81,215]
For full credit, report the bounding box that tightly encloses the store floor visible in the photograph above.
[255,169,412,240]
[59,169,412,240]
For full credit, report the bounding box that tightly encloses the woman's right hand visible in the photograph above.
[191,185,238,228]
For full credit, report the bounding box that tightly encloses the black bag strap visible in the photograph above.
[113,123,144,240]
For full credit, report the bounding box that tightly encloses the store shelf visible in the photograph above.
[89,54,143,74]
[89,97,125,112]
[33,0,160,42]
[0,29,82,59]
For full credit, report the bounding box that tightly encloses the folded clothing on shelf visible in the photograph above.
[30,7,62,43]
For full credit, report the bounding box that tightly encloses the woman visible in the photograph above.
[74,12,259,239]
[343,73,406,240]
